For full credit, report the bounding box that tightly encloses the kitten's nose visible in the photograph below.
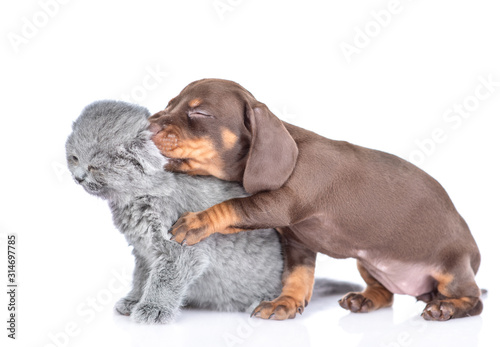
[75,175,85,183]
[74,168,87,183]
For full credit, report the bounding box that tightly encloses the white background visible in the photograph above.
[1,0,499,346]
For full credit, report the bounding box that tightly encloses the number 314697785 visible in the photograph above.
[7,235,16,283]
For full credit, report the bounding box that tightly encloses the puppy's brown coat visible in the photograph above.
[149,79,483,321]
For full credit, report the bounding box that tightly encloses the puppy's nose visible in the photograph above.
[148,122,163,136]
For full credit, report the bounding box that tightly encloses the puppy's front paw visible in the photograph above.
[251,295,306,320]
[115,297,139,316]
[170,212,213,246]
[131,302,178,324]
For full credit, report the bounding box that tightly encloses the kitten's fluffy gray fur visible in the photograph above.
[66,100,284,323]
[66,100,361,324]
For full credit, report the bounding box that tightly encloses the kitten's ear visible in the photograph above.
[116,144,145,174]
[121,131,163,174]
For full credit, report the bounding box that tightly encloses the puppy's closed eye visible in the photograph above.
[188,110,213,118]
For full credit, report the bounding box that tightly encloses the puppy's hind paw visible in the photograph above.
[421,301,455,321]
[339,289,393,313]
[115,297,139,316]
[131,302,178,324]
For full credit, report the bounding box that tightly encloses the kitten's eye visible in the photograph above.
[71,155,78,163]
[88,165,98,172]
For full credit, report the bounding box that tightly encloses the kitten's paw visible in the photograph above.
[131,302,177,324]
[115,297,139,316]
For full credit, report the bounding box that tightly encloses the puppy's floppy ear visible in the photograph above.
[243,103,298,194]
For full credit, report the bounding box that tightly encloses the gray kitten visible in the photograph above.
[65,100,359,324]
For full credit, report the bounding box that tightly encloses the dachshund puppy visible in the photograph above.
[148,79,483,321]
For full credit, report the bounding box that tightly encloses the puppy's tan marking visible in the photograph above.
[175,137,225,177]
[433,273,455,297]
[188,98,202,108]
[221,128,238,149]
[153,126,226,178]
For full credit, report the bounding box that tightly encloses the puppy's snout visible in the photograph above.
[148,109,170,124]
[153,131,180,153]
[148,122,163,136]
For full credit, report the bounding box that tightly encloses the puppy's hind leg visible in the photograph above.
[339,260,394,313]
[422,256,482,321]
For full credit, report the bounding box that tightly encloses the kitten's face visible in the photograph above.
[66,141,137,197]
[66,148,109,196]
[65,101,165,199]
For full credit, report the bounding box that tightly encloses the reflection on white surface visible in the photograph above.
[27,251,494,347]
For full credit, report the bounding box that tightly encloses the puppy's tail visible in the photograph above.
[312,278,363,298]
